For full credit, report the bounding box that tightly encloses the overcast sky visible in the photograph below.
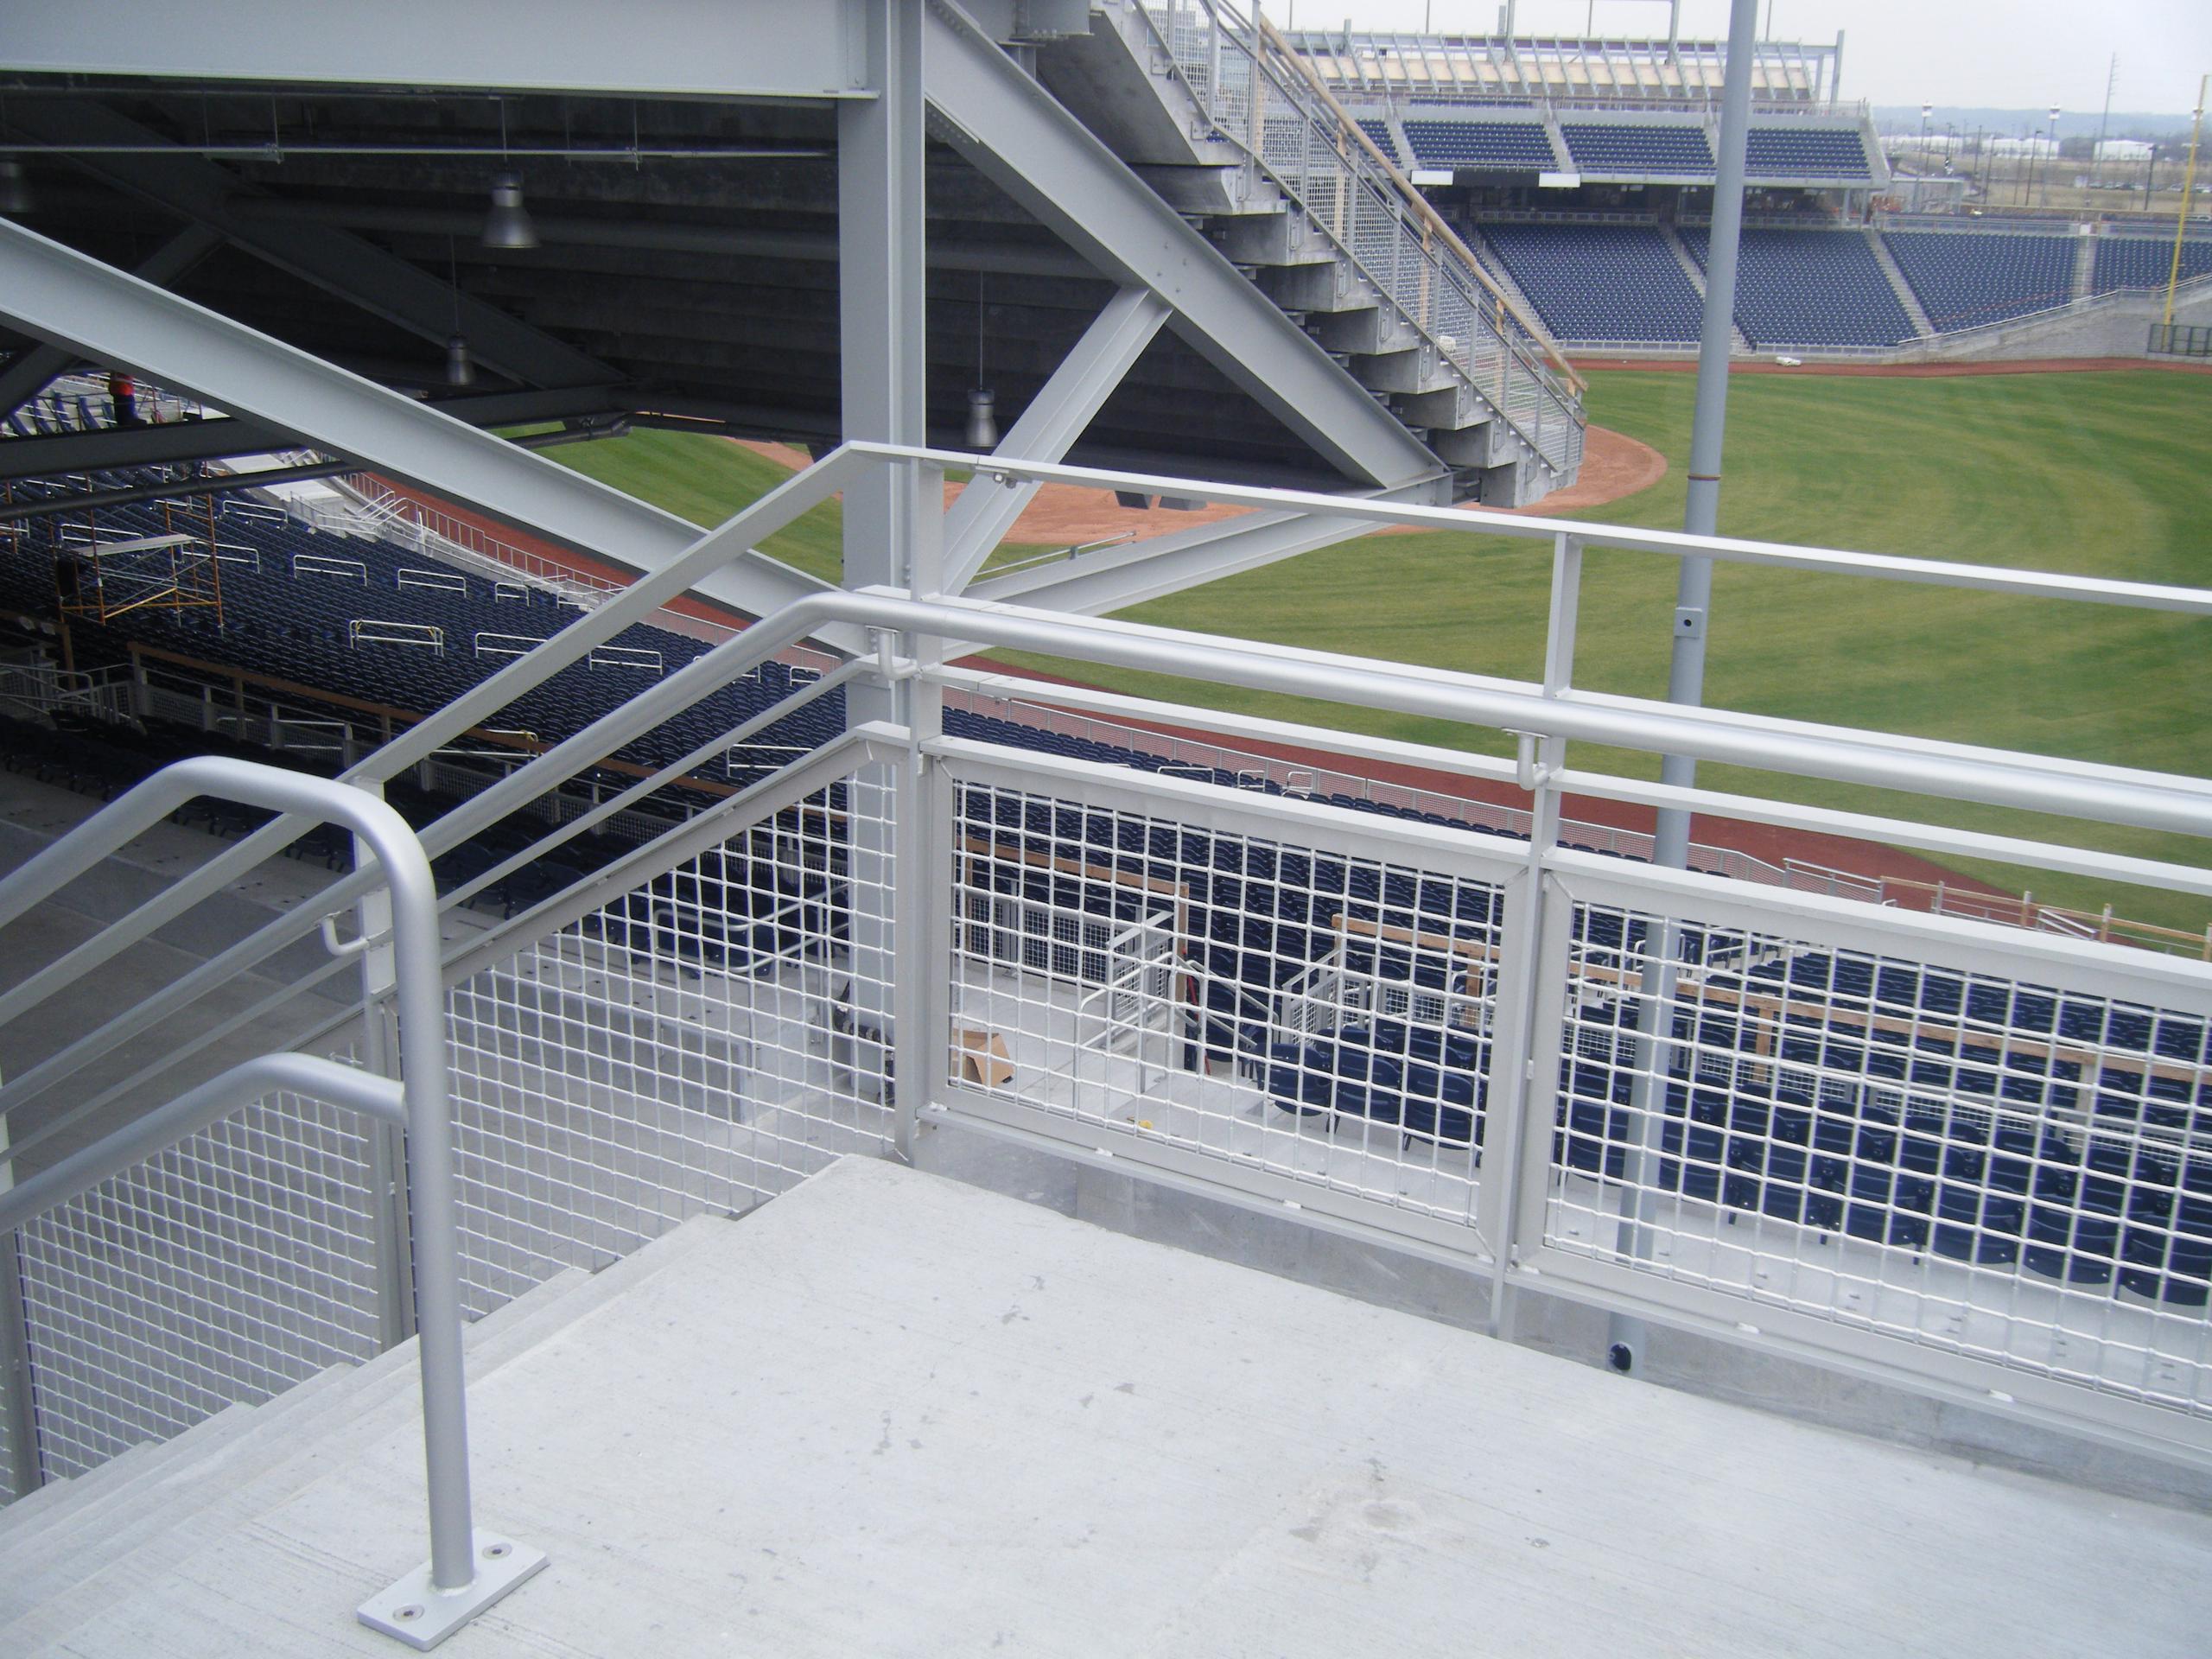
[1271,2,2212,118]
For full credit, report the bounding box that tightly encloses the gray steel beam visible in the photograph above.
[11,100,618,392]
[943,285,1169,592]
[920,0,1446,495]
[0,225,220,418]
[969,486,1428,618]
[0,217,867,655]
[838,0,930,1099]
[228,199,1101,282]
[0,416,291,478]
[0,385,626,480]
[0,0,867,99]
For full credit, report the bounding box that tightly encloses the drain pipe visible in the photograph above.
[1606,0,1759,1382]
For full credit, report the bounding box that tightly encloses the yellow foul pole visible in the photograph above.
[2163,73,2209,333]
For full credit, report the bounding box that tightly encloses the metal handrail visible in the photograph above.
[0,756,541,1644]
[7,434,2212,1144]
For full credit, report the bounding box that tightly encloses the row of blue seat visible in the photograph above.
[1479,222,2212,347]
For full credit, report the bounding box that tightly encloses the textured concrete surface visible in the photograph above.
[8,1155,2209,1657]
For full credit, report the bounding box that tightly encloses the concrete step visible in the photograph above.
[0,1402,263,1586]
[0,1471,73,1529]
[1866,227,1938,340]
[0,1352,378,1586]
[2,1221,730,1650]
[0,1438,162,1553]
[0,1270,596,1622]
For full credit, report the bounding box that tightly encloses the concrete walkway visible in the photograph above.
[7,1155,2207,1656]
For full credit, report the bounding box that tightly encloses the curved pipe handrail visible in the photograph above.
[0,757,485,1601]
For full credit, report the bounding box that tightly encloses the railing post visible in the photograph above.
[1481,531,1581,1342]
[353,821,417,1353]
[0,1207,42,1500]
[891,457,946,1160]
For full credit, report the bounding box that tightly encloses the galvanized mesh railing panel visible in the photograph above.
[442,763,899,1316]
[944,761,1522,1247]
[13,1089,380,1479]
[0,1345,16,1503]
[1535,873,2212,1425]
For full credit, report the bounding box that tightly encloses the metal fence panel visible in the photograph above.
[14,1089,380,1479]
[440,762,899,1316]
[936,747,1528,1258]
[1519,854,2212,1452]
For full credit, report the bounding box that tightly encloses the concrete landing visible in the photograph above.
[10,1155,2210,1657]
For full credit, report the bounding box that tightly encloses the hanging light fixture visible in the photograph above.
[0,159,29,217]
[481,171,539,250]
[965,390,998,451]
[444,238,475,386]
[965,273,998,449]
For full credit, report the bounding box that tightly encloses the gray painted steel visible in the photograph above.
[0,0,868,99]
[943,287,1172,590]
[920,0,1446,495]
[0,215,866,655]
[11,100,618,394]
[0,226,220,420]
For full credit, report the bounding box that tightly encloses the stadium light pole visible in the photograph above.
[1603,0,1759,1382]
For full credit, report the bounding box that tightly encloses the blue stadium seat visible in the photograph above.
[1681,227,1916,349]
[1478,222,1702,343]
[1402,119,1555,171]
[1560,124,1713,174]
[1745,127,1872,180]
[2092,236,2212,296]
[1884,232,2075,330]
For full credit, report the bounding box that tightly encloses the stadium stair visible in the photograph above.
[1657,223,1752,353]
[1034,0,1581,505]
[2071,234,2098,302]
[1865,231,1938,341]
[0,1224,711,1646]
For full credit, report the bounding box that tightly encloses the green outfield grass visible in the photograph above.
[524,371,2212,933]
[513,427,848,580]
[1001,368,2212,933]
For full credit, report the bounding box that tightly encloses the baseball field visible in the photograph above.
[531,365,2212,932]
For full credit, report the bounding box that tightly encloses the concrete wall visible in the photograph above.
[1901,280,2212,364]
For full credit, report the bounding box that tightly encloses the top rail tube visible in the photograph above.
[4,442,2210,1132]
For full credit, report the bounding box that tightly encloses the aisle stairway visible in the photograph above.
[0,1233,660,1652]
[1030,0,1584,505]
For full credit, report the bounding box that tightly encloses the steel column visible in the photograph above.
[840,0,929,1098]
[1608,0,1758,1376]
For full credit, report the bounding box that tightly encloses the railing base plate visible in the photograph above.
[358,1529,549,1650]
